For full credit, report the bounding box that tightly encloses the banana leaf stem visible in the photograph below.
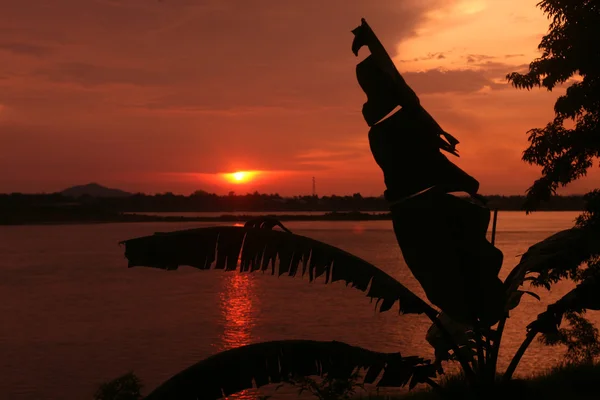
[473,320,486,376]
[488,317,507,380]
[429,311,476,383]
[502,329,537,382]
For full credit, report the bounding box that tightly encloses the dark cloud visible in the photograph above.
[36,62,178,87]
[411,62,530,94]
[466,54,495,64]
[3,0,441,60]
[295,150,365,163]
[0,42,50,57]
[476,61,529,77]
[135,77,360,111]
[403,68,504,94]
[399,51,448,62]
[12,1,444,104]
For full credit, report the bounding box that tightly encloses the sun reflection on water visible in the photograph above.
[218,273,261,399]
[220,273,256,349]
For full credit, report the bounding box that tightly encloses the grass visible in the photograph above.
[354,363,600,400]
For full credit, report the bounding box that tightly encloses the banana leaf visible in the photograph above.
[504,227,600,294]
[528,274,600,334]
[390,191,505,326]
[356,55,400,125]
[368,108,479,201]
[351,18,459,157]
[351,19,504,325]
[144,340,437,399]
[121,226,437,317]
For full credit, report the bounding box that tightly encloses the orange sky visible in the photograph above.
[1,0,598,196]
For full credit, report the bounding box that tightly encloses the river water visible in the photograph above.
[0,211,592,399]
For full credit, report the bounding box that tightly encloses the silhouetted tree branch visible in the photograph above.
[507,0,600,212]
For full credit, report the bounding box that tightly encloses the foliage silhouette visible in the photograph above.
[539,312,600,365]
[141,340,437,400]
[505,0,600,382]
[120,11,600,400]
[124,225,436,316]
[284,370,366,400]
[94,372,142,400]
[507,0,600,212]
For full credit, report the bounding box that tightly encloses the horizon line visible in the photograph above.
[1,190,591,198]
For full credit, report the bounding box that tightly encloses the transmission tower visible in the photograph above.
[312,176,316,197]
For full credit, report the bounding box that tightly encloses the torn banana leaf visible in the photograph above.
[368,108,478,201]
[351,18,459,157]
[528,274,600,334]
[121,226,437,317]
[351,18,420,125]
[352,19,504,326]
[144,340,437,400]
[390,191,505,326]
[504,227,600,294]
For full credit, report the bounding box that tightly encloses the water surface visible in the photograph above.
[0,211,592,399]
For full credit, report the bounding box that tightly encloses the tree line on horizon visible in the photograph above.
[0,190,588,213]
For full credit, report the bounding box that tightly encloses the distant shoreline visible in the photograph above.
[0,210,581,226]
[1,211,392,226]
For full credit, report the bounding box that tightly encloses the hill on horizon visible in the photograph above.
[60,183,132,198]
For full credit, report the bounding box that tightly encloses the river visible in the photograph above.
[0,211,592,399]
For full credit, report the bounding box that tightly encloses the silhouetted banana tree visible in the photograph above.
[120,19,600,399]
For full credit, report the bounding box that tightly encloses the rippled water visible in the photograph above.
[0,212,594,399]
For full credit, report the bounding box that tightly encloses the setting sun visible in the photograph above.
[223,171,257,184]
[233,172,246,182]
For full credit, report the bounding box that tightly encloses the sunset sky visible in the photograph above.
[1,0,598,196]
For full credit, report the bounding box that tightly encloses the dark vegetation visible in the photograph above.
[0,191,587,225]
[3,189,591,213]
[507,0,600,213]
[399,363,600,399]
[96,363,600,400]
[94,373,142,400]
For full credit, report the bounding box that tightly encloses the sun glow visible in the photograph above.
[224,171,257,184]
